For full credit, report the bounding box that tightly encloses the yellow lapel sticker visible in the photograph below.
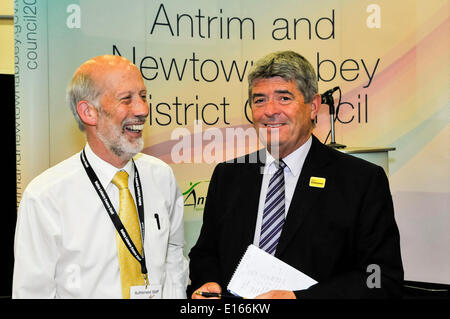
[309,177,326,188]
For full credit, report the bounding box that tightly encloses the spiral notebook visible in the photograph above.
[227,244,317,298]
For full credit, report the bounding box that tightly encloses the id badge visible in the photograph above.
[130,284,162,299]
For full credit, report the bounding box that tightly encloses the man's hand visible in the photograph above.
[191,282,222,299]
[254,290,296,299]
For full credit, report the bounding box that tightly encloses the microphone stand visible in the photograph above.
[322,93,346,149]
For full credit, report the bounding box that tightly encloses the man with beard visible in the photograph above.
[13,55,188,299]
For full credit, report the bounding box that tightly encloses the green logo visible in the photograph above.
[183,180,209,211]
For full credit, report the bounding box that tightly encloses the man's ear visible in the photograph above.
[310,94,322,119]
[76,101,98,127]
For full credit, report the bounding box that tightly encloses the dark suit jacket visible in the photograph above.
[188,135,403,298]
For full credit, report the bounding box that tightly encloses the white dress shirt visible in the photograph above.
[253,136,312,245]
[13,143,188,299]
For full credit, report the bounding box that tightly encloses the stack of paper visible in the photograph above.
[227,244,317,298]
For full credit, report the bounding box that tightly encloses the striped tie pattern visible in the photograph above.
[259,160,286,255]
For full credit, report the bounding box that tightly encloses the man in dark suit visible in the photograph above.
[189,51,403,299]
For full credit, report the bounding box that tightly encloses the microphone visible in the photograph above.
[321,86,339,104]
[321,86,346,149]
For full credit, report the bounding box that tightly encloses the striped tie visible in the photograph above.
[259,160,286,255]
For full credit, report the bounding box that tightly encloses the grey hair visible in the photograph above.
[248,50,318,104]
[66,72,102,131]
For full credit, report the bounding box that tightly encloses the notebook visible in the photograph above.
[227,244,317,298]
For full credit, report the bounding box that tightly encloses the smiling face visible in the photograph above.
[75,55,149,167]
[251,76,321,159]
[94,64,148,161]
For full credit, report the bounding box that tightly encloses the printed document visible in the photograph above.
[227,244,317,298]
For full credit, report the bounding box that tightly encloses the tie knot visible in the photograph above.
[275,160,286,170]
[112,170,129,190]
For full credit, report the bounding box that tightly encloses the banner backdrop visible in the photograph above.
[15,0,449,284]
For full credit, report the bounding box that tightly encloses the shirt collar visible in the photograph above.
[264,135,312,177]
[83,143,134,188]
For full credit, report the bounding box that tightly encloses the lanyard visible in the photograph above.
[80,149,148,282]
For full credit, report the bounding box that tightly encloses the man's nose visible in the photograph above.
[133,96,149,118]
[264,99,280,117]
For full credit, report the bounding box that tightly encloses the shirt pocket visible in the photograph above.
[145,211,169,240]
[144,211,170,259]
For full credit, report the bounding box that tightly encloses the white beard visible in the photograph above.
[97,122,144,162]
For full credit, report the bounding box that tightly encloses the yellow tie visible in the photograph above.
[111,170,145,299]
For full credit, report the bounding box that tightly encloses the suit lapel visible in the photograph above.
[276,136,333,257]
[235,151,265,250]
